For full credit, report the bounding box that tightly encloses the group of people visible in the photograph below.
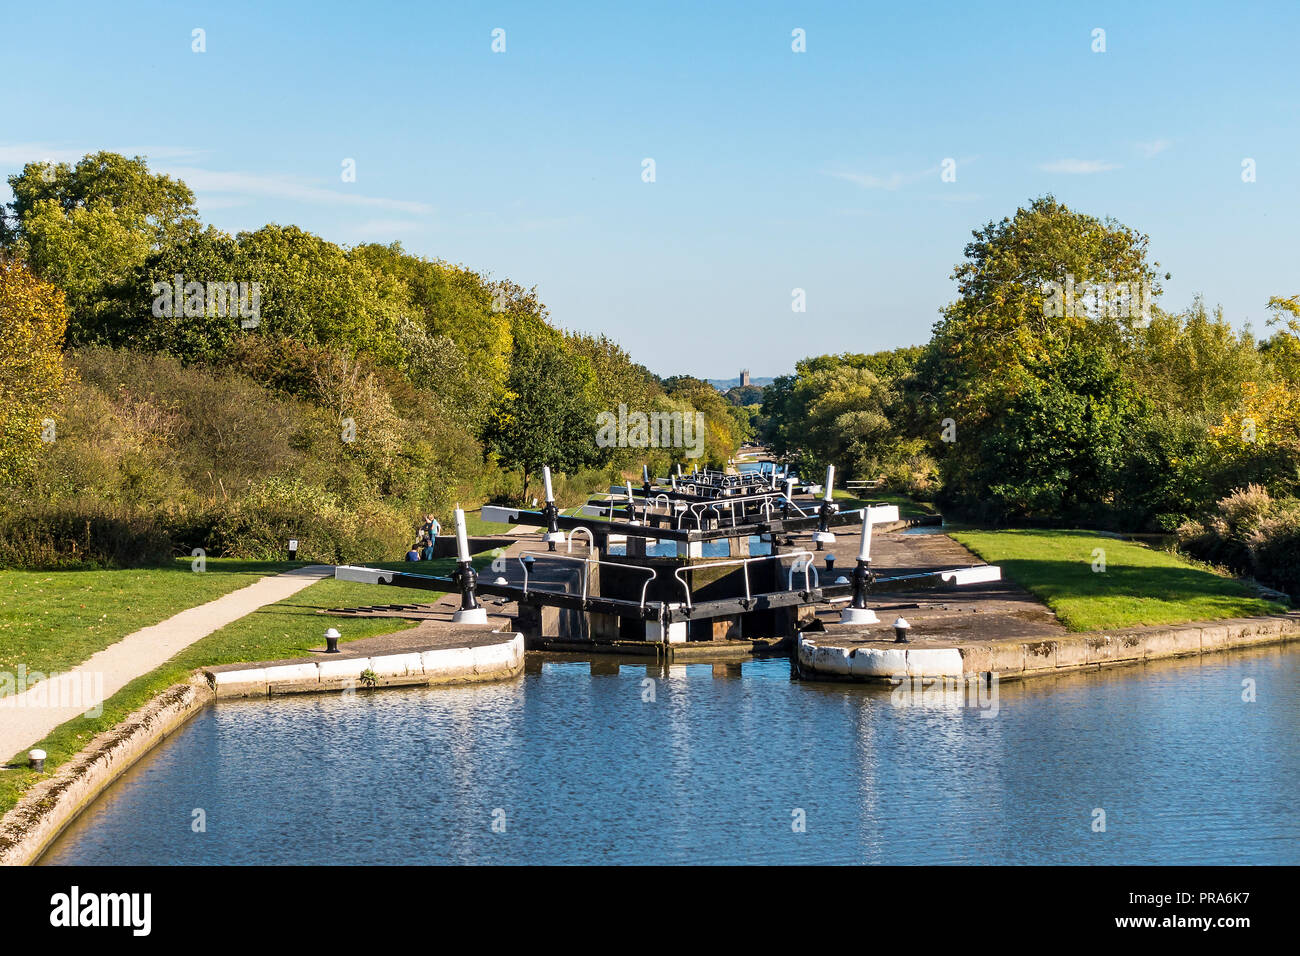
[404,513,442,561]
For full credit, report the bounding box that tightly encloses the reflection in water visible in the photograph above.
[41,646,1300,865]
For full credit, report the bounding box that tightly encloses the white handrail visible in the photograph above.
[518,551,657,609]
[787,552,820,591]
[566,527,594,553]
[672,549,819,609]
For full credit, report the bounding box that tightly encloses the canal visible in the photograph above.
[42,645,1299,865]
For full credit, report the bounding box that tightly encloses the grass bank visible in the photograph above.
[0,558,295,695]
[834,489,936,520]
[0,557,462,817]
[951,529,1285,631]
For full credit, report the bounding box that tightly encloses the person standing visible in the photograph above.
[421,513,441,561]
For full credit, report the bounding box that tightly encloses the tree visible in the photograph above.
[931,195,1161,419]
[0,258,69,484]
[485,316,601,500]
[661,375,745,469]
[794,363,893,474]
[930,197,1164,515]
[350,242,514,398]
[1263,294,1300,385]
[5,152,198,247]
[976,339,1145,522]
[566,330,661,469]
[4,153,199,344]
[235,225,403,359]
[1125,298,1265,426]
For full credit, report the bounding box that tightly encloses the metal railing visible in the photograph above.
[677,491,790,528]
[518,551,657,610]
[566,527,594,552]
[672,549,819,609]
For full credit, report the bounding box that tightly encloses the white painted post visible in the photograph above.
[453,505,488,624]
[814,465,837,548]
[625,481,640,525]
[541,465,565,548]
[454,506,471,563]
[841,506,879,625]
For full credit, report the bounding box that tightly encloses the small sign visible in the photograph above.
[289,539,299,550]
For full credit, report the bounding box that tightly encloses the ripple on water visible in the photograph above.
[40,647,1300,865]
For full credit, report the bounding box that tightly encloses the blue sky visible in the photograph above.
[3,1,1297,378]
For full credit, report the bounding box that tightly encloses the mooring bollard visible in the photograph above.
[541,465,564,551]
[29,749,46,772]
[893,616,911,643]
[452,506,488,624]
[813,465,838,550]
[840,509,879,625]
[324,627,341,653]
[825,553,835,573]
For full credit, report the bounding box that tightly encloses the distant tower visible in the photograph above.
[740,368,750,387]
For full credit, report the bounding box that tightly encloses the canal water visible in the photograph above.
[42,645,1299,865]
[606,535,772,558]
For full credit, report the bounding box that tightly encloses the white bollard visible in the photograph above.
[541,466,565,545]
[814,465,837,547]
[453,506,487,623]
[454,506,471,564]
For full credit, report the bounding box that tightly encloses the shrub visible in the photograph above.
[210,475,410,562]
[1177,487,1300,599]
[0,501,171,568]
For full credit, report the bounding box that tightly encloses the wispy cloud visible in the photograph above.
[1136,139,1172,159]
[158,165,435,215]
[826,157,978,192]
[0,143,206,167]
[193,196,251,211]
[828,169,917,191]
[1038,158,1121,174]
[0,143,433,217]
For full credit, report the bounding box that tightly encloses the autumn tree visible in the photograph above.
[0,258,69,483]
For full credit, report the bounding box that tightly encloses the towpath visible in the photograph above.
[0,566,332,761]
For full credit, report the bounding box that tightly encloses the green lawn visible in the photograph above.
[0,557,466,817]
[951,529,1285,632]
[0,558,297,695]
[834,489,936,519]
[463,508,514,536]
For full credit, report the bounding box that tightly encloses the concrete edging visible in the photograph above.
[798,614,1300,682]
[207,633,526,698]
[0,633,527,865]
[0,675,212,867]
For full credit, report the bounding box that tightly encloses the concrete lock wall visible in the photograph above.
[797,614,1300,682]
[797,636,965,678]
[208,634,526,698]
[0,676,213,867]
